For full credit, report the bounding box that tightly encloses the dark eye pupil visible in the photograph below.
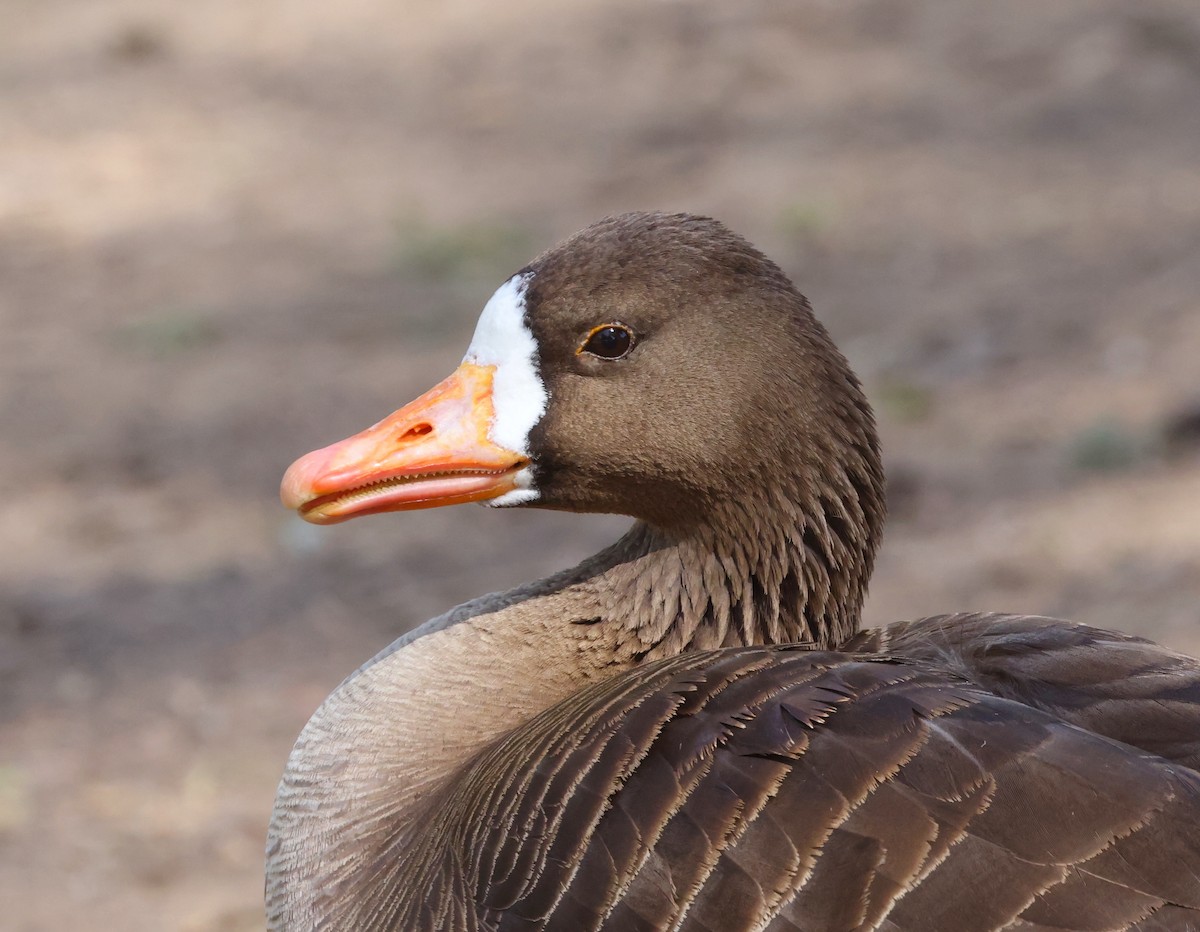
[586,326,632,359]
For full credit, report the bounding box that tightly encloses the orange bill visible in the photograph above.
[281,362,528,524]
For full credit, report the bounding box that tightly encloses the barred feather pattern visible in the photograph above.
[332,616,1200,931]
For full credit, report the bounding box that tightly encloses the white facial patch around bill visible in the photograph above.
[462,272,547,506]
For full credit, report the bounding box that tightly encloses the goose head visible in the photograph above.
[282,212,884,557]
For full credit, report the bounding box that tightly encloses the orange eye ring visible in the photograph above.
[577,322,635,360]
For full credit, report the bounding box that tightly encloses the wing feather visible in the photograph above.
[358,620,1200,931]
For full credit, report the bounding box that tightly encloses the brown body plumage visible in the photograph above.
[268,213,1200,931]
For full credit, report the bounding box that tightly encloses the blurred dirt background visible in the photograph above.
[3,0,1200,928]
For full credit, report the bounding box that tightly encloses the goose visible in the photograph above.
[267,212,1200,931]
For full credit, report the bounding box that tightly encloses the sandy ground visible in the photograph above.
[3,0,1200,928]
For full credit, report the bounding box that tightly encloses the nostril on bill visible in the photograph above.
[401,423,433,441]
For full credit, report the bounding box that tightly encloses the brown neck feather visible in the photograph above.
[588,465,882,661]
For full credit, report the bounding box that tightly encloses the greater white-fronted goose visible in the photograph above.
[268,213,1200,931]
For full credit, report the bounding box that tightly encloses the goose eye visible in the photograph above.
[579,323,634,360]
